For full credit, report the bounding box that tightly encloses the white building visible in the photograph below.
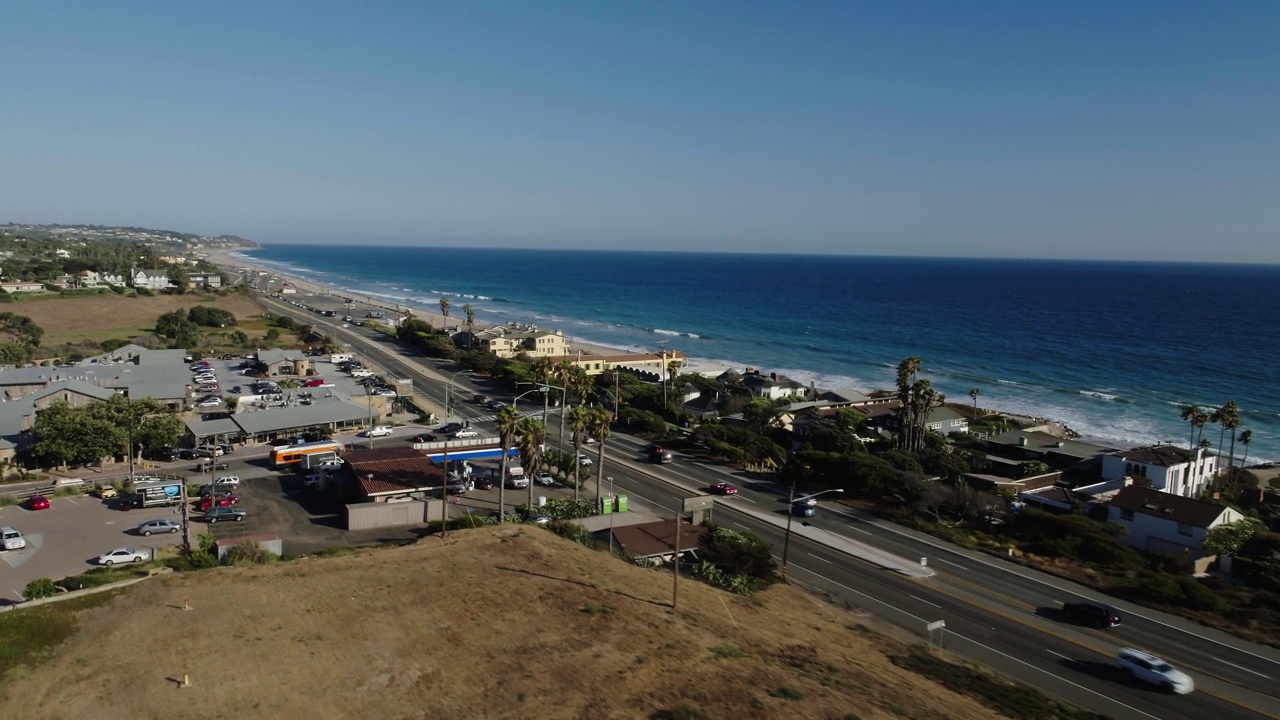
[130,268,174,291]
[1101,445,1217,498]
[1107,485,1243,568]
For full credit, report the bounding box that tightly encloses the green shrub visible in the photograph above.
[1137,575,1182,604]
[59,567,137,591]
[221,543,276,566]
[23,578,58,600]
[1175,577,1228,612]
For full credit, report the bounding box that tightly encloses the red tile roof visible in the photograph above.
[347,446,445,497]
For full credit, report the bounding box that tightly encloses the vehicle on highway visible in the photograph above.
[791,502,816,517]
[205,506,246,523]
[535,471,555,486]
[1,527,26,551]
[708,483,738,495]
[27,494,50,511]
[136,518,181,536]
[1115,648,1194,694]
[98,547,150,565]
[646,445,673,463]
[453,428,479,439]
[365,425,394,438]
[412,433,433,443]
[1063,601,1122,628]
[196,460,230,472]
[577,453,593,466]
[485,399,505,410]
[473,393,489,404]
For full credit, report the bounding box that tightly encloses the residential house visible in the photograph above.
[923,406,969,435]
[54,274,78,289]
[1107,485,1243,570]
[255,349,313,377]
[54,248,71,258]
[185,272,223,290]
[78,269,126,287]
[682,391,722,421]
[1101,445,1217,498]
[740,369,809,401]
[0,281,46,294]
[129,268,173,291]
[469,324,572,359]
[566,349,688,378]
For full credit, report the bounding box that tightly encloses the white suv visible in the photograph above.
[1,526,25,551]
[1115,648,1194,694]
[366,425,393,438]
[214,475,241,487]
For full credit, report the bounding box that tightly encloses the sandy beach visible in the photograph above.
[208,248,625,359]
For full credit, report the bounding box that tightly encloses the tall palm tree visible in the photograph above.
[516,418,546,509]
[587,407,612,503]
[1239,429,1254,470]
[1192,406,1209,451]
[494,406,520,521]
[969,388,981,422]
[1210,401,1239,476]
[1180,403,1202,454]
[553,359,574,453]
[568,405,589,503]
[439,296,450,325]
[1222,401,1241,478]
[463,303,475,350]
[895,357,922,451]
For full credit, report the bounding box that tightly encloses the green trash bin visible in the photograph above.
[617,494,628,513]
[601,497,613,514]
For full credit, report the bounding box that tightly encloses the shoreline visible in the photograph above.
[210,247,1247,457]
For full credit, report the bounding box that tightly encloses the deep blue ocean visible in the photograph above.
[238,246,1280,463]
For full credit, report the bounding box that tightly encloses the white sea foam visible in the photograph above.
[1080,390,1120,401]
[653,329,681,337]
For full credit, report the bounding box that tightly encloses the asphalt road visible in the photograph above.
[258,291,1280,720]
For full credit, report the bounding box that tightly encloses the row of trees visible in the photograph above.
[491,402,617,519]
[1180,400,1256,486]
[32,395,184,469]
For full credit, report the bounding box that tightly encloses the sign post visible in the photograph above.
[926,620,946,649]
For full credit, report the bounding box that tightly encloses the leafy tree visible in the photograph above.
[463,303,475,349]
[188,305,237,327]
[568,405,589,501]
[32,400,118,468]
[742,397,781,436]
[0,312,44,347]
[1017,460,1051,478]
[698,524,778,591]
[165,264,187,293]
[1203,518,1261,557]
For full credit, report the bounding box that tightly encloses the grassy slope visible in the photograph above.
[0,528,1018,720]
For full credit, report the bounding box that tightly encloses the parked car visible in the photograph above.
[229,386,242,394]
[453,428,479,439]
[316,459,344,469]
[365,425,394,438]
[535,472,555,487]
[95,485,119,499]
[176,448,200,460]
[1115,648,1194,694]
[708,483,738,495]
[197,445,225,457]
[446,481,468,495]
[1,526,27,551]
[199,494,239,511]
[136,518,181,536]
[1063,601,1122,628]
[472,477,495,491]
[213,475,241,487]
[205,506,246,523]
[196,397,222,408]
[27,495,50,511]
[217,443,236,455]
[98,547,150,565]
[304,378,326,387]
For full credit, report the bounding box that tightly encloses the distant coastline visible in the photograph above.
[219,244,1280,464]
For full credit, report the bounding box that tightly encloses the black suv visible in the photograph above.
[1063,601,1121,628]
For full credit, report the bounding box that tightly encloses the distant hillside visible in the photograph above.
[0,223,258,249]
[0,527,1039,720]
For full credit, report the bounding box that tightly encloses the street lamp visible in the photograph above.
[780,484,844,581]
[445,370,467,420]
[607,476,616,554]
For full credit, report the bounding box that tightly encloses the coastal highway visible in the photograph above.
[256,293,1280,719]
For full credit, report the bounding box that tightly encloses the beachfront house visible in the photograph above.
[739,369,809,401]
[129,268,174,291]
[478,326,572,359]
[923,406,969,435]
[1101,444,1217,498]
[1107,485,1243,571]
[567,350,688,378]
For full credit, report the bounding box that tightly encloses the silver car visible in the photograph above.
[136,518,181,536]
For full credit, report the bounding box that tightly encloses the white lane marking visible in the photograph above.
[731,522,751,530]
[849,526,873,535]
[1047,650,1073,660]
[936,557,965,569]
[826,506,1280,667]
[735,495,756,503]
[806,553,832,564]
[909,594,942,609]
[1212,656,1271,679]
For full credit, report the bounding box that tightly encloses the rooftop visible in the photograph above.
[1109,485,1232,528]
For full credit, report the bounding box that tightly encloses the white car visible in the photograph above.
[577,453,593,466]
[98,547,150,565]
[1,526,26,551]
[196,397,223,408]
[316,459,344,469]
[1115,648,1194,694]
[535,472,555,486]
[214,475,241,487]
[453,428,479,439]
[365,425,393,438]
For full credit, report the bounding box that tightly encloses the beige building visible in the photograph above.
[475,326,571,359]
[567,350,687,378]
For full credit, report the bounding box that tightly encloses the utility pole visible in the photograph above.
[440,440,449,539]
[672,510,681,611]
[657,341,668,414]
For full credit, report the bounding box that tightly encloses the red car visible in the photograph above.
[198,494,239,511]
[303,379,326,387]
[27,494,51,510]
[708,483,738,496]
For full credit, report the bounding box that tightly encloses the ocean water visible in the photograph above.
[238,246,1280,463]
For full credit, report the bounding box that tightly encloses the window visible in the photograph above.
[1177,522,1193,536]
[1120,508,1135,521]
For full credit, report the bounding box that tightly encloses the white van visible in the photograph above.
[330,353,353,364]
[1,526,26,551]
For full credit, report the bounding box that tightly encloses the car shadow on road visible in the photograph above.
[495,565,670,608]
[1056,658,1159,693]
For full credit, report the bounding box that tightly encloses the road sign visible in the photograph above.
[926,620,946,632]
[683,495,715,513]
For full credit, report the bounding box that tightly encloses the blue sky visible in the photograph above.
[2,2,1277,261]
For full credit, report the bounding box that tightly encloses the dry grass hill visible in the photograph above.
[1,527,1026,720]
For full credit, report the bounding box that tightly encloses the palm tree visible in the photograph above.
[1239,429,1254,470]
[553,359,574,452]
[1192,406,1209,450]
[568,405,589,503]
[439,296,450,325]
[587,406,612,503]
[1180,403,1202,454]
[968,388,981,422]
[463,303,475,350]
[1210,401,1239,477]
[895,357,922,451]
[516,418,546,509]
[1222,401,1241,478]
[494,406,520,521]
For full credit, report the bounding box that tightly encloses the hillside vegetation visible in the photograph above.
[0,527,1028,720]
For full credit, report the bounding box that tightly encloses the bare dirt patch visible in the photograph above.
[14,293,268,345]
[0,528,1011,720]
